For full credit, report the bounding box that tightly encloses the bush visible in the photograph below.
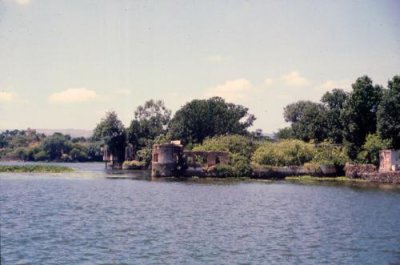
[311,141,349,167]
[252,140,315,166]
[193,134,259,159]
[207,164,234,178]
[193,135,256,177]
[230,153,252,177]
[122,160,145,169]
[137,147,152,167]
[70,146,89,162]
[33,150,49,161]
[357,133,390,165]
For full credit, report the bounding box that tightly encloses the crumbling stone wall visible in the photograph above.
[344,163,377,179]
[344,163,400,184]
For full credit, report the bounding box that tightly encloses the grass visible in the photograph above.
[285,175,367,183]
[0,165,74,173]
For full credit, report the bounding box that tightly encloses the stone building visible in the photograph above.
[379,150,400,172]
[151,143,184,177]
[151,142,229,177]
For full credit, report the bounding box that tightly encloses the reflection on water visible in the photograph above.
[1,162,400,264]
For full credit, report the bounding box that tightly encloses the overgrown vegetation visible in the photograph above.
[193,135,258,177]
[285,176,367,183]
[0,165,73,173]
[1,75,399,172]
[251,140,349,168]
[252,140,315,166]
[0,129,102,162]
[276,75,400,165]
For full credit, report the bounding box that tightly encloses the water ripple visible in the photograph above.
[1,166,400,264]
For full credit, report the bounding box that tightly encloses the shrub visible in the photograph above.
[193,135,256,177]
[207,164,233,178]
[193,134,259,159]
[252,140,315,166]
[357,133,390,165]
[33,150,49,161]
[122,160,145,169]
[311,141,349,167]
[230,153,252,177]
[69,146,89,162]
[137,147,152,167]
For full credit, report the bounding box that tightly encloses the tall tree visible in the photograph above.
[321,89,348,143]
[127,99,171,151]
[377,75,400,149]
[41,133,71,160]
[341,76,383,158]
[168,97,255,144]
[283,101,327,142]
[93,111,126,162]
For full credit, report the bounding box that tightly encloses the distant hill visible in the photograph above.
[36,129,93,138]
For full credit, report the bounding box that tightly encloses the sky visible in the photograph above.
[0,0,399,134]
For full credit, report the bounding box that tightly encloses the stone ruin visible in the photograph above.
[379,150,400,172]
[151,142,229,177]
[344,149,400,184]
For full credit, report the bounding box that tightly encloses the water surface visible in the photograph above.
[1,163,399,264]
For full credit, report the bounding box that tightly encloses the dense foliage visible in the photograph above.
[341,76,383,158]
[252,140,315,166]
[0,165,73,173]
[93,111,126,162]
[377,76,400,149]
[193,135,258,177]
[2,75,399,173]
[281,75,399,162]
[0,129,102,162]
[126,100,171,166]
[357,134,390,166]
[252,140,348,167]
[168,97,255,144]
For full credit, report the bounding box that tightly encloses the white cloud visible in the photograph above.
[281,71,310,87]
[49,88,97,103]
[0,92,17,102]
[318,80,351,91]
[204,78,253,102]
[264,78,273,86]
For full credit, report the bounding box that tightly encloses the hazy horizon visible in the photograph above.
[1,0,399,133]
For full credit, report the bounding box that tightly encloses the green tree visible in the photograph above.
[275,127,294,140]
[41,133,71,160]
[168,97,255,144]
[283,101,327,142]
[357,133,390,165]
[321,89,348,143]
[93,111,126,162]
[377,75,400,149]
[341,76,383,158]
[69,144,89,162]
[127,99,171,151]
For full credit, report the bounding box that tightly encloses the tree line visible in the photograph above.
[1,74,398,167]
[0,129,103,162]
[277,75,399,164]
[93,97,257,166]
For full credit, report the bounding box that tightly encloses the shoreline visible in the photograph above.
[1,162,399,188]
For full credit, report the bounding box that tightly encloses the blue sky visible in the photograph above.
[0,0,399,133]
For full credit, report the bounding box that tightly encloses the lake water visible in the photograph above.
[1,162,400,264]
